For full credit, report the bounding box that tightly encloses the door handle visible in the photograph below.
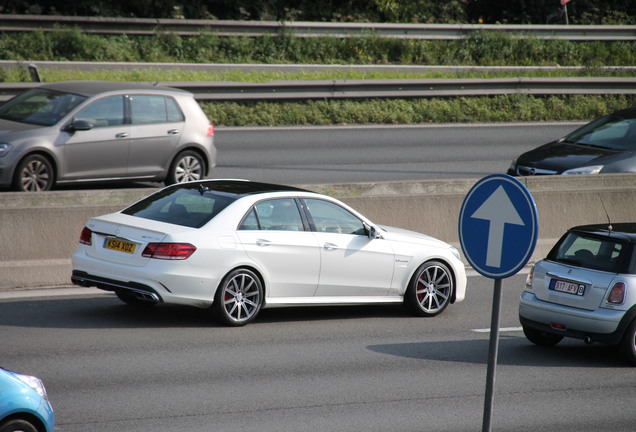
[115,133,128,138]
[167,129,180,135]
[256,239,271,247]
[324,242,337,251]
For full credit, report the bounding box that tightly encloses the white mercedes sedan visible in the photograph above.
[72,180,466,326]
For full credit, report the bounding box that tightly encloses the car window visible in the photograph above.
[567,115,636,150]
[130,95,185,125]
[550,232,629,273]
[239,198,304,231]
[75,95,125,128]
[0,88,86,126]
[303,198,366,235]
[122,185,236,228]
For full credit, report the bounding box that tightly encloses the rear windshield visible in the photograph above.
[547,232,632,273]
[122,185,236,228]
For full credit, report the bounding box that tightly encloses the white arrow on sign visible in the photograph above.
[471,185,524,268]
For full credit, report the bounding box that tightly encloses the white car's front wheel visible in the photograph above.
[405,261,453,317]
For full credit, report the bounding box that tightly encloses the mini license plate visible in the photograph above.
[104,237,137,254]
[550,279,585,296]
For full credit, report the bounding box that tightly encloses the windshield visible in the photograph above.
[548,231,631,273]
[0,88,87,126]
[122,185,237,228]
[565,113,636,151]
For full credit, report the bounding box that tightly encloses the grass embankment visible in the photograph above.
[1,28,635,126]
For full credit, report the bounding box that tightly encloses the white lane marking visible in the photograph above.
[472,327,523,333]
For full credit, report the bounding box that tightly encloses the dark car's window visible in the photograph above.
[239,198,304,231]
[130,95,185,125]
[566,114,636,150]
[303,198,366,235]
[0,88,86,126]
[549,232,630,273]
[122,186,236,228]
[75,95,124,128]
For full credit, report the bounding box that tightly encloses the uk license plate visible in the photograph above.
[104,237,136,254]
[550,279,585,296]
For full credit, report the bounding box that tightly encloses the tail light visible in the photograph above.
[79,227,93,245]
[525,266,535,289]
[607,282,626,304]
[207,124,214,137]
[142,243,196,260]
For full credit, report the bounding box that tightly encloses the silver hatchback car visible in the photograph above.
[519,223,636,365]
[0,81,216,192]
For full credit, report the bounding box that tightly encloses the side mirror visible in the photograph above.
[364,222,382,239]
[66,120,94,132]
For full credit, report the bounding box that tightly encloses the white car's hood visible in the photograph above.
[379,225,450,248]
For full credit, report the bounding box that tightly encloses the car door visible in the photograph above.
[236,198,321,298]
[62,95,130,180]
[302,198,395,297]
[126,95,184,177]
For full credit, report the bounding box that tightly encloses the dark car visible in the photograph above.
[508,107,636,176]
[519,223,636,365]
[0,81,216,192]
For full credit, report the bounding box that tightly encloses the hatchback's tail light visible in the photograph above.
[207,124,214,137]
[142,243,196,260]
[79,227,93,245]
[607,282,626,304]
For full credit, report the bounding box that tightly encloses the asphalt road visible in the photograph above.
[2,274,634,432]
[209,123,582,184]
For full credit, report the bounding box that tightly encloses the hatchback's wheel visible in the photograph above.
[13,154,54,192]
[166,150,205,185]
[213,269,263,326]
[619,319,636,366]
[0,419,39,432]
[522,326,564,346]
[405,260,453,317]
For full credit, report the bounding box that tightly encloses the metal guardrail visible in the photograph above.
[1,14,635,41]
[1,77,635,102]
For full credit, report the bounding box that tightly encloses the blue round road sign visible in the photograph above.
[459,174,538,279]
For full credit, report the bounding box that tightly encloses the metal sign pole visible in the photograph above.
[482,278,503,432]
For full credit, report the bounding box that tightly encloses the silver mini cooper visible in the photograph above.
[519,223,636,365]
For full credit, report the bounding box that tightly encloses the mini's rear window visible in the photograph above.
[548,232,631,273]
[122,185,236,228]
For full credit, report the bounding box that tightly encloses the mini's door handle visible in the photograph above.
[167,129,180,135]
[324,242,337,251]
[115,133,128,138]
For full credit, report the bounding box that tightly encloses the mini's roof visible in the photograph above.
[38,80,189,97]
[570,223,636,243]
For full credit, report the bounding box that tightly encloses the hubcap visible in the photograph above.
[223,273,261,322]
[21,160,50,191]
[175,156,202,183]
[416,265,451,313]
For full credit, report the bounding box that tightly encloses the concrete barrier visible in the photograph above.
[1,174,635,290]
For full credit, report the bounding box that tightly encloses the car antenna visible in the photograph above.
[599,194,613,234]
[197,183,209,195]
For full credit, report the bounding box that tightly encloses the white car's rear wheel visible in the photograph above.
[405,261,453,317]
[213,268,263,326]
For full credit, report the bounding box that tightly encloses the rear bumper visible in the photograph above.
[519,291,635,345]
[72,270,162,303]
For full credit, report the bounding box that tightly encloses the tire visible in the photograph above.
[212,268,263,326]
[619,319,636,366]
[0,419,39,432]
[12,154,54,192]
[522,326,564,346]
[404,260,453,317]
[165,150,205,185]
[115,290,155,308]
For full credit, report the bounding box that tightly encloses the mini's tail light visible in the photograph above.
[142,243,196,260]
[525,266,535,289]
[207,124,214,137]
[607,282,626,304]
[79,227,93,245]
